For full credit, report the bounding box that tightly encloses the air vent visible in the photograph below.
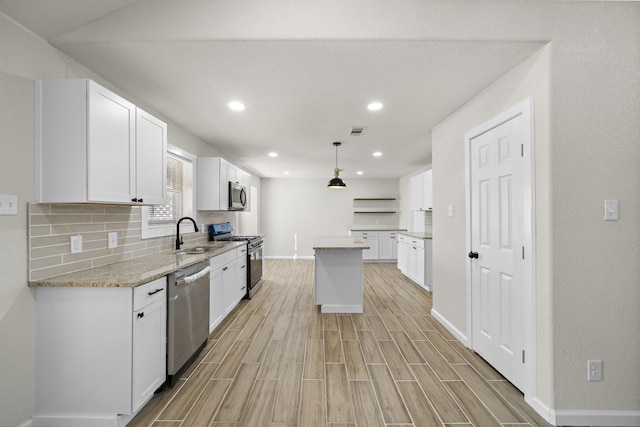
[349,126,367,137]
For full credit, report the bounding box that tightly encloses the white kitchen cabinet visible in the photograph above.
[34,277,167,426]
[35,79,166,205]
[352,231,379,261]
[378,232,398,260]
[397,233,432,291]
[409,169,433,211]
[209,245,247,333]
[397,234,409,273]
[351,231,399,261]
[197,157,252,211]
[132,285,167,411]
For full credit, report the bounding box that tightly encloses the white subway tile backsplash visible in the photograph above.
[28,203,236,281]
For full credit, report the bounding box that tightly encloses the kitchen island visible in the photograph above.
[313,236,369,313]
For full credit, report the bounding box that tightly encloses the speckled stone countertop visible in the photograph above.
[28,241,245,288]
[313,236,370,250]
[398,231,433,240]
[350,227,408,232]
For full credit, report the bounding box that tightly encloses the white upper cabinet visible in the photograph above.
[135,108,167,205]
[197,157,251,211]
[409,169,432,211]
[35,79,166,205]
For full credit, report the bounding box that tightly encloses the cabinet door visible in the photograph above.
[135,108,167,205]
[407,245,418,281]
[236,259,248,302]
[416,247,425,287]
[209,266,225,333]
[422,169,433,210]
[390,234,398,259]
[88,81,136,203]
[222,261,237,314]
[379,233,394,260]
[409,174,423,211]
[397,239,408,273]
[220,159,230,210]
[132,298,166,412]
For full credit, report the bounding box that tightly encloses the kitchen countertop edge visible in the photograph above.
[398,231,433,240]
[313,236,370,250]
[28,241,247,288]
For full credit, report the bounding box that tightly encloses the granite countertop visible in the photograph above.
[313,236,371,250]
[350,227,408,232]
[28,241,245,288]
[398,231,433,240]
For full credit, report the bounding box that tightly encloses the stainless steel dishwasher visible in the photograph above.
[167,260,210,387]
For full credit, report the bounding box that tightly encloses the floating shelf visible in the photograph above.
[354,211,397,214]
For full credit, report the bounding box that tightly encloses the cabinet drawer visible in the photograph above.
[210,249,236,270]
[408,238,424,249]
[236,244,248,259]
[134,277,167,311]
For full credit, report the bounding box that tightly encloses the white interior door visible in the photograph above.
[468,104,530,392]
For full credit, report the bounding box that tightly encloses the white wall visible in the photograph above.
[432,44,554,407]
[431,2,640,418]
[262,178,399,258]
[0,13,252,426]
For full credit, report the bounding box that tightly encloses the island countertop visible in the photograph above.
[399,231,433,240]
[313,236,370,250]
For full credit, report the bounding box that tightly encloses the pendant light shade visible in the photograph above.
[328,142,346,189]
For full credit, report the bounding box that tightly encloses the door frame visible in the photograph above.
[464,97,535,397]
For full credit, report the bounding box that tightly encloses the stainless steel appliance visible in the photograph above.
[229,181,247,210]
[209,222,264,298]
[167,261,210,387]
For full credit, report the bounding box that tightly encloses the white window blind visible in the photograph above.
[149,153,184,225]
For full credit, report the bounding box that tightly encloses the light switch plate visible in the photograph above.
[108,232,118,249]
[448,205,454,217]
[604,200,619,221]
[0,194,18,215]
[70,235,83,254]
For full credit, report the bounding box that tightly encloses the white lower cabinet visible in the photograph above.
[351,231,399,261]
[34,277,167,426]
[397,233,432,291]
[209,245,248,333]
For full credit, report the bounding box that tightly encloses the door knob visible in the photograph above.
[468,251,479,259]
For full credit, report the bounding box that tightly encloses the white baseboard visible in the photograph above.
[320,304,363,313]
[553,410,640,426]
[430,308,468,346]
[526,388,640,426]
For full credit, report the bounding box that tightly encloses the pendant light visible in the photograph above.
[327,141,346,189]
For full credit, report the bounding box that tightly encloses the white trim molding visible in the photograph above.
[430,308,468,346]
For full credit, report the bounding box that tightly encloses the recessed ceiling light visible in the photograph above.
[373,151,383,157]
[283,171,290,175]
[367,102,383,111]
[357,171,364,175]
[228,101,245,111]
[268,152,278,157]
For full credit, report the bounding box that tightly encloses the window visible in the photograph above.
[142,145,196,239]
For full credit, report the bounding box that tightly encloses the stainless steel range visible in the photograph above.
[209,222,264,298]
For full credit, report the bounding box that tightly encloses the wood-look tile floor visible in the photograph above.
[129,260,551,427]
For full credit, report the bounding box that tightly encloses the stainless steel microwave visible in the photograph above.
[229,181,247,210]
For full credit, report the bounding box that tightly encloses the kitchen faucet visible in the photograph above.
[176,217,199,250]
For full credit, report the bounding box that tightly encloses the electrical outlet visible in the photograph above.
[0,194,18,215]
[108,232,118,249]
[587,359,602,381]
[70,235,83,254]
[448,205,454,217]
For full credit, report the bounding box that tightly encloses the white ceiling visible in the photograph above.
[0,0,544,179]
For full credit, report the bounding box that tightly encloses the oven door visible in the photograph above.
[248,242,263,297]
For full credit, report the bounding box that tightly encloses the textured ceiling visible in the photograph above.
[0,0,544,179]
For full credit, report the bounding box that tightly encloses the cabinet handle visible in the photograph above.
[241,265,246,269]
[147,288,163,296]
[131,198,137,202]
[241,287,246,291]
[137,312,144,318]
[223,266,228,271]
[138,198,143,203]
